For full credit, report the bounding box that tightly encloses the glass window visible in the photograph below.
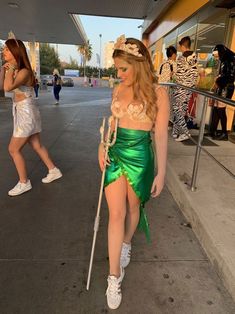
[161,4,230,89]
[178,15,198,51]
[162,29,178,60]
[196,10,227,89]
[149,43,156,64]
[196,11,227,55]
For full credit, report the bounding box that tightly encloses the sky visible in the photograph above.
[58,15,143,67]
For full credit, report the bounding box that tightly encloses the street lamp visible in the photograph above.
[98,34,102,80]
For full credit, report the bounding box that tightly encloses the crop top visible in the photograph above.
[111,87,153,124]
[13,85,34,98]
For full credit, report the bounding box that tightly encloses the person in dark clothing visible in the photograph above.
[52,69,62,105]
[0,66,5,96]
[34,72,40,98]
[210,45,235,140]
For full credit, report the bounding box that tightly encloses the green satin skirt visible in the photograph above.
[104,127,155,242]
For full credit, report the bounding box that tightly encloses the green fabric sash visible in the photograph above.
[104,127,155,242]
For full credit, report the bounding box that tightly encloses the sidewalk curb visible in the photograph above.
[166,160,235,302]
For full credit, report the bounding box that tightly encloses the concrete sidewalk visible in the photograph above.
[166,130,235,304]
[0,88,235,313]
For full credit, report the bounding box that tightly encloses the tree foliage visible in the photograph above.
[77,40,92,66]
[68,57,79,69]
[39,43,61,74]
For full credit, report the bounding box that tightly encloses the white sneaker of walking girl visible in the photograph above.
[120,242,131,268]
[106,267,125,310]
[42,167,62,184]
[8,180,32,196]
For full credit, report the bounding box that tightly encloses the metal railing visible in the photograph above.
[163,82,235,191]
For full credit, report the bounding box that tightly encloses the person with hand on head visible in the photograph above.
[98,34,169,310]
[34,71,40,99]
[3,38,62,196]
[52,68,62,105]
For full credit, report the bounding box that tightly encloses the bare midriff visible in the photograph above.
[118,117,153,131]
[13,85,33,102]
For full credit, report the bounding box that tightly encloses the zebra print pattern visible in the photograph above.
[172,52,199,137]
[175,52,198,87]
[172,88,192,136]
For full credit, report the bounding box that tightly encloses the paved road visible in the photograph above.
[0,86,235,314]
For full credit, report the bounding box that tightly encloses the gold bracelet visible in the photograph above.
[7,64,16,72]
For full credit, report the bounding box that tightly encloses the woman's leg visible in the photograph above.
[172,88,190,137]
[124,183,140,244]
[105,175,127,277]
[218,107,227,134]
[28,133,55,170]
[57,86,61,101]
[210,107,219,136]
[36,84,39,98]
[8,136,29,182]
[53,86,58,101]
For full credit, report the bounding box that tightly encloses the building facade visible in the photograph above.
[104,41,114,69]
[143,0,235,129]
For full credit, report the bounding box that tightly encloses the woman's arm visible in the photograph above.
[151,86,170,197]
[3,64,29,92]
[98,86,119,171]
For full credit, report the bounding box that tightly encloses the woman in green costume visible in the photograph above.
[98,35,169,310]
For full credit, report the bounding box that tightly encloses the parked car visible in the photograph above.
[62,77,74,87]
[39,75,74,87]
[40,75,53,86]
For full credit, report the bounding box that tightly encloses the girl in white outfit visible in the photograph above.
[3,39,62,196]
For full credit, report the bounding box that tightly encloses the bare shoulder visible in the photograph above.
[18,68,30,75]
[155,85,168,99]
[16,68,31,79]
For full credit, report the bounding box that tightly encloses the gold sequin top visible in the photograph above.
[111,89,153,124]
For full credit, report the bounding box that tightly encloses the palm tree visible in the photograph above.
[77,40,92,76]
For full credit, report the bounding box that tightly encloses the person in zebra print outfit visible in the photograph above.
[172,36,198,141]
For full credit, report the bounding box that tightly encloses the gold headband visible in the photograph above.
[114,34,143,58]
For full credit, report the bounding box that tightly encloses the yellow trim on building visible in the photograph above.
[149,0,209,46]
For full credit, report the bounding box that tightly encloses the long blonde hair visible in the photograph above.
[113,38,158,121]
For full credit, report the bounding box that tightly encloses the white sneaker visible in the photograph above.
[175,134,190,142]
[106,267,125,310]
[172,133,178,139]
[120,242,131,268]
[42,167,62,183]
[8,180,32,196]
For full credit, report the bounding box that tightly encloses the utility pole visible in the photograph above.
[98,34,102,80]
